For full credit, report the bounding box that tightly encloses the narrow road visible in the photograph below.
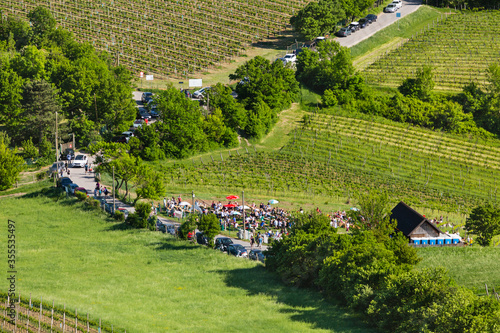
[337,0,422,48]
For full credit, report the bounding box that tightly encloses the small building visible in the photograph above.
[390,201,454,245]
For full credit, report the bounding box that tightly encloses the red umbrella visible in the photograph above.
[224,204,237,208]
[226,195,239,200]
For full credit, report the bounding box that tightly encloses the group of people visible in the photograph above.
[94,182,109,197]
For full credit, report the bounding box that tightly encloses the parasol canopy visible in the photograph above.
[268,199,279,204]
[226,195,239,200]
[224,203,237,208]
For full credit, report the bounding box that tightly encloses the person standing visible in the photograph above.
[84,163,88,174]
[250,235,255,249]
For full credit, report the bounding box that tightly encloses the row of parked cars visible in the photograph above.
[336,14,378,37]
[384,0,403,13]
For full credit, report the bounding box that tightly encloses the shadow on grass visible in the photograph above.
[216,266,376,333]
[149,240,201,252]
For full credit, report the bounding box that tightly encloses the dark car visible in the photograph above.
[349,22,360,33]
[358,18,369,28]
[249,249,265,262]
[365,14,378,23]
[335,27,351,37]
[141,92,153,104]
[215,237,233,251]
[58,177,72,188]
[227,244,248,257]
[196,232,209,245]
[60,148,75,161]
[138,109,151,119]
[111,136,127,143]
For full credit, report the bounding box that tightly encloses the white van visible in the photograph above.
[72,154,88,168]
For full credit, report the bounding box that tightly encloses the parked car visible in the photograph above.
[49,161,65,173]
[149,109,160,118]
[138,109,151,119]
[392,0,403,9]
[122,131,134,142]
[133,119,144,128]
[238,77,250,86]
[314,36,326,44]
[60,148,75,161]
[384,3,398,12]
[336,27,351,37]
[75,187,87,195]
[365,14,378,23]
[72,154,87,168]
[66,183,79,195]
[358,18,369,28]
[349,22,360,33]
[227,244,248,257]
[249,249,265,262]
[141,92,153,104]
[193,87,211,99]
[196,232,209,245]
[111,135,127,143]
[58,177,72,188]
[215,237,233,251]
[283,54,296,64]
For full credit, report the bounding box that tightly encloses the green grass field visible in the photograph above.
[417,247,500,294]
[0,190,375,332]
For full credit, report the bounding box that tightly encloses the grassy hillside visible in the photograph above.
[363,10,500,91]
[156,110,500,218]
[1,0,308,78]
[0,189,375,333]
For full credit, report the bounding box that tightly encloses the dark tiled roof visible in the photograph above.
[390,201,441,237]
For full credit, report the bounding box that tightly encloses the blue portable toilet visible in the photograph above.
[437,237,444,245]
[452,237,460,244]
[411,238,420,245]
[444,237,452,245]
[429,238,436,245]
[421,238,429,245]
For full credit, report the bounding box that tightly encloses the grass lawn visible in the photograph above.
[417,247,500,294]
[0,190,376,333]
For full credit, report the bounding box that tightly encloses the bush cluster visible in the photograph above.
[266,213,500,332]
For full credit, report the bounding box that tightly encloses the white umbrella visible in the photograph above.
[231,211,242,215]
[269,199,279,204]
[179,201,191,206]
[238,205,251,210]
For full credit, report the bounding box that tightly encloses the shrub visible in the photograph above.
[36,171,46,181]
[75,191,87,201]
[114,210,125,221]
[179,214,198,240]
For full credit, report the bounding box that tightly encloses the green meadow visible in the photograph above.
[0,189,375,332]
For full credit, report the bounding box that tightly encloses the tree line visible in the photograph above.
[266,192,500,332]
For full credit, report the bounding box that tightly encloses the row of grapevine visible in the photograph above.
[1,0,309,77]
[363,10,500,91]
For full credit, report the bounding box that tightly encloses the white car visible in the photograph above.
[72,154,88,167]
[392,0,402,8]
[384,3,398,12]
[122,131,134,142]
[283,54,296,63]
[193,87,210,99]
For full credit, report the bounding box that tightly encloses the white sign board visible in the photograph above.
[146,75,154,81]
[189,79,202,87]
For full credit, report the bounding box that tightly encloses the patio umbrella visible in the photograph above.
[268,199,279,204]
[231,211,242,215]
[179,201,191,206]
[238,205,251,210]
[224,203,237,208]
[226,195,239,200]
[350,207,359,211]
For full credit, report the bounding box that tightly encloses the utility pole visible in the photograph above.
[242,190,246,239]
[94,93,98,122]
[112,166,115,215]
[55,111,58,186]
[192,191,194,214]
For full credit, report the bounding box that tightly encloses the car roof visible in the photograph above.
[350,21,359,25]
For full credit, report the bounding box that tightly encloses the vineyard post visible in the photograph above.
[63,304,66,333]
[39,297,42,333]
[75,308,78,333]
[51,301,54,331]
[220,152,223,161]
[192,191,194,215]
[27,293,31,332]
[99,318,101,332]
[87,313,89,333]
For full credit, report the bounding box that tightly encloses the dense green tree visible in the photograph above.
[27,6,56,46]
[0,133,24,191]
[398,65,434,101]
[133,166,165,205]
[134,122,166,161]
[11,45,47,80]
[466,203,500,246]
[198,213,220,246]
[291,0,345,40]
[179,214,198,240]
[0,64,24,131]
[69,114,100,147]
[207,83,246,130]
[0,15,31,50]
[155,86,208,158]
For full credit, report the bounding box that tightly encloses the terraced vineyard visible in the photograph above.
[1,0,308,77]
[161,112,500,213]
[363,10,500,91]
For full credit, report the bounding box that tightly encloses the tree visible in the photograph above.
[133,166,165,205]
[398,65,434,101]
[11,45,47,80]
[0,65,24,134]
[466,204,500,246]
[207,83,246,130]
[198,213,220,246]
[17,79,61,145]
[0,132,24,190]
[27,6,56,46]
[291,0,345,40]
[179,214,198,240]
[348,190,396,241]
